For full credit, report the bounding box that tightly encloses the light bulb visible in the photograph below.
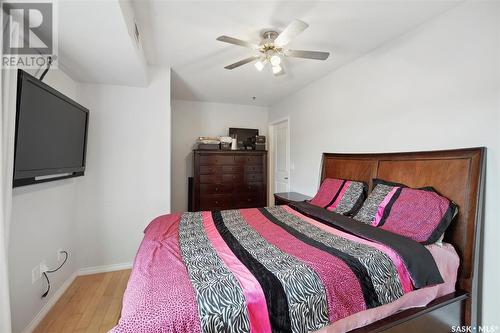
[254,60,265,71]
[270,55,281,66]
[272,65,282,74]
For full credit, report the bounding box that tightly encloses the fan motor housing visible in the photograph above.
[261,30,279,45]
[260,30,281,53]
[261,30,279,41]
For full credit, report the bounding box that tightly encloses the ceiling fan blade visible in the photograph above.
[216,35,257,49]
[224,56,259,70]
[286,49,330,60]
[274,19,309,47]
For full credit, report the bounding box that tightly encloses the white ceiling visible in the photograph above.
[131,0,461,106]
[57,0,148,86]
[53,1,461,105]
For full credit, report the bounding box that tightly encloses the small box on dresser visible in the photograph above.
[192,150,268,211]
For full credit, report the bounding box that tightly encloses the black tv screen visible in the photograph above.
[13,70,89,187]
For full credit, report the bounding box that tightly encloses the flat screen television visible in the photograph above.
[13,70,89,187]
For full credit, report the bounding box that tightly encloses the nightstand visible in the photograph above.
[274,192,311,206]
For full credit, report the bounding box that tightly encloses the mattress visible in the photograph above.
[111,204,457,333]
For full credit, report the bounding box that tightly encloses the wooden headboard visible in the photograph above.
[320,147,485,325]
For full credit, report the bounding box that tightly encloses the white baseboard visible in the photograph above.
[22,271,78,333]
[78,262,133,276]
[21,262,133,332]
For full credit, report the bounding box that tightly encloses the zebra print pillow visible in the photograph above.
[352,179,402,226]
[309,178,367,216]
[354,179,458,244]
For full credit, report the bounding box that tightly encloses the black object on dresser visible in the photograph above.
[274,192,311,206]
[192,150,267,211]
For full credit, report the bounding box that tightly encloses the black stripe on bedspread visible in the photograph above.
[288,201,444,287]
[212,211,292,333]
[258,208,381,309]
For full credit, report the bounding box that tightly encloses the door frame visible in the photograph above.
[268,117,290,205]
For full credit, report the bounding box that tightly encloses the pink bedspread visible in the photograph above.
[114,213,202,332]
[316,243,459,332]
[112,209,458,333]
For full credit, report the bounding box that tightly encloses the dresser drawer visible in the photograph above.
[200,194,232,210]
[222,165,243,173]
[222,174,244,184]
[236,182,263,193]
[234,194,263,208]
[200,184,233,194]
[245,173,263,182]
[235,155,261,165]
[200,174,221,184]
[199,155,234,165]
[199,165,220,175]
[245,165,262,173]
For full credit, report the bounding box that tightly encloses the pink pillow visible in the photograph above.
[379,187,456,244]
[309,178,344,207]
[309,178,366,215]
[354,179,457,244]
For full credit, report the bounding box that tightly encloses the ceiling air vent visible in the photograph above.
[133,19,142,49]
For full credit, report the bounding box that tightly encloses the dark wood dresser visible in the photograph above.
[192,150,267,211]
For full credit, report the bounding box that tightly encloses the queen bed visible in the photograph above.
[112,148,484,333]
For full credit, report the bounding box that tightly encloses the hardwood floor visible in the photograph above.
[34,269,131,333]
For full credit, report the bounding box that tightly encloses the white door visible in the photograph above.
[273,120,290,193]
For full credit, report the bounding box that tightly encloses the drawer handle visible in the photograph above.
[215,201,219,204]
[247,198,251,202]
[215,187,218,192]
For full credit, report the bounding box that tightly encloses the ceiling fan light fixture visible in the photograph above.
[254,60,265,71]
[270,55,281,66]
[216,19,330,75]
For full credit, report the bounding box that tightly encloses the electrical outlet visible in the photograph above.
[40,260,48,274]
[32,265,40,284]
[57,249,65,261]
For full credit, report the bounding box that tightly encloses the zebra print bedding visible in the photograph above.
[112,203,443,333]
[352,179,457,244]
[309,178,367,215]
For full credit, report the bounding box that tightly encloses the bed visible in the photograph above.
[112,147,485,333]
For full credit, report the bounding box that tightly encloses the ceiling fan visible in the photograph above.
[216,19,330,76]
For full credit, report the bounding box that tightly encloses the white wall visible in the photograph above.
[9,69,81,333]
[269,1,499,325]
[76,67,171,269]
[8,66,171,332]
[171,100,268,212]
